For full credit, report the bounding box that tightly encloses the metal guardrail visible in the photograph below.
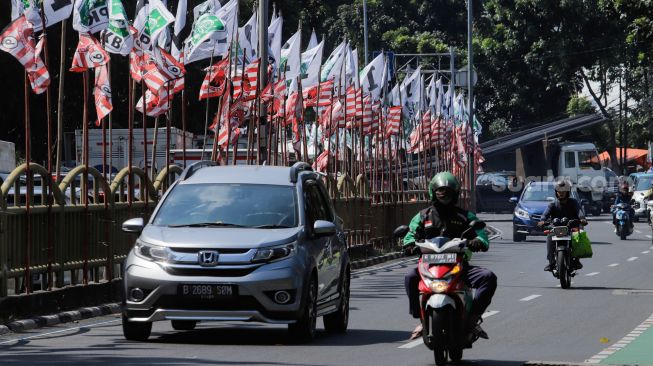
[0,165,427,298]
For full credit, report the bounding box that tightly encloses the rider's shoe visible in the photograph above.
[465,314,488,345]
[544,263,554,271]
[572,259,583,270]
[409,323,423,340]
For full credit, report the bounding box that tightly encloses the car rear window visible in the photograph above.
[152,183,298,228]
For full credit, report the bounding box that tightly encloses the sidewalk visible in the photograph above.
[586,312,653,365]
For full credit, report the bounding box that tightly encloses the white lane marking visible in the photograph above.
[647,235,653,239]
[635,230,642,234]
[398,310,500,349]
[627,257,638,262]
[399,339,424,349]
[608,263,620,267]
[586,272,600,277]
[585,312,653,364]
[482,310,500,319]
[642,251,650,254]
[353,258,417,276]
[0,319,121,345]
[520,294,541,302]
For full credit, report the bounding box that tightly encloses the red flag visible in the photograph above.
[199,57,229,100]
[303,79,334,108]
[94,65,112,126]
[385,106,402,139]
[0,16,50,94]
[70,33,110,72]
[312,149,330,172]
[345,86,362,117]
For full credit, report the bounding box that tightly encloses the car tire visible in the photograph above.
[513,228,526,242]
[122,313,151,341]
[288,277,317,342]
[171,320,197,331]
[324,268,350,333]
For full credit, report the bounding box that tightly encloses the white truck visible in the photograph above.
[0,140,16,180]
[74,127,193,174]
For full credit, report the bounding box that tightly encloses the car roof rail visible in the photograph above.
[289,162,313,183]
[180,160,217,181]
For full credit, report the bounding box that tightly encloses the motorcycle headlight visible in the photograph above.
[252,243,296,263]
[430,280,449,293]
[514,208,530,219]
[134,240,171,262]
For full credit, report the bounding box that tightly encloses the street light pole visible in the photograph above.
[363,0,369,65]
[467,0,476,211]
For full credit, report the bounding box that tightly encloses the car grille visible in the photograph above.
[164,266,258,277]
[171,247,250,254]
[530,214,542,221]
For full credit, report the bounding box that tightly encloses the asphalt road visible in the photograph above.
[1,214,653,366]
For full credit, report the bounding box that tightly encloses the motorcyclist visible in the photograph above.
[403,172,497,342]
[642,182,653,222]
[538,180,588,271]
[613,182,635,228]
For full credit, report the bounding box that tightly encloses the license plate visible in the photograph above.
[178,284,235,299]
[422,253,457,264]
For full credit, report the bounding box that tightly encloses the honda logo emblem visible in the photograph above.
[198,250,219,266]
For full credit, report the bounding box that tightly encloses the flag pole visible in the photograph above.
[141,64,149,211]
[151,116,159,182]
[55,20,67,184]
[202,50,215,160]
[83,69,90,285]
[24,72,33,294]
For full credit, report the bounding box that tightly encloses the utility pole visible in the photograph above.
[467,0,475,211]
[363,0,369,65]
[258,0,269,163]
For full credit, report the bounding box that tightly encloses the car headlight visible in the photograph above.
[252,243,296,263]
[134,240,171,262]
[514,208,530,219]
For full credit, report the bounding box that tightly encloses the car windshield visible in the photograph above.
[521,185,555,201]
[578,150,601,170]
[152,183,298,228]
[635,176,653,191]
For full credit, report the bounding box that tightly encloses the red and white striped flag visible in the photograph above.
[70,33,110,72]
[385,106,401,138]
[199,57,229,100]
[345,85,362,117]
[0,16,50,94]
[420,110,432,149]
[142,47,186,96]
[430,115,445,147]
[94,64,112,126]
[303,79,334,108]
[129,48,145,83]
[286,91,303,142]
[312,149,330,172]
[136,87,172,117]
[242,58,260,101]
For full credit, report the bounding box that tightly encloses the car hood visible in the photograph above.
[140,226,303,249]
[518,201,549,214]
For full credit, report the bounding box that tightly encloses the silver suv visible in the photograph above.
[120,162,350,342]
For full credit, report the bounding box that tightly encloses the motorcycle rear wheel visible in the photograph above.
[558,251,571,289]
[619,224,627,240]
[449,347,463,363]
[431,308,450,366]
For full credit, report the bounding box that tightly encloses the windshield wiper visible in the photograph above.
[168,222,246,228]
[252,224,293,229]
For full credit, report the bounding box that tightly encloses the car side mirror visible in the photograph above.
[580,199,589,206]
[313,220,336,236]
[546,197,555,203]
[122,218,145,234]
[393,225,410,238]
[469,220,486,231]
[509,197,518,204]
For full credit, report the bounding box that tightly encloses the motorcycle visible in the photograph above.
[612,203,633,240]
[647,200,653,244]
[543,218,581,289]
[394,221,487,366]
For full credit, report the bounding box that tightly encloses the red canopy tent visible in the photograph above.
[599,148,650,170]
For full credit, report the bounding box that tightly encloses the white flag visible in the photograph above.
[183,0,230,64]
[359,52,385,100]
[280,30,301,80]
[268,14,283,70]
[400,66,421,118]
[13,0,74,32]
[238,12,258,62]
[73,0,110,34]
[171,0,188,60]
[133,0,175,55]
[321,40,346,83]
[100,0,133,56]
[306,28,318,51]
[300,40,323,89]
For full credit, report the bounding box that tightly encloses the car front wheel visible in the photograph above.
[324,269,350,333]
[122,313,152,341]
[288,277,317,342]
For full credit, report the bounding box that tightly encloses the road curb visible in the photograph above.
[350,252,404,270]
[1,303,122,334]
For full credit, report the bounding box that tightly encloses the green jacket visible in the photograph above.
[403,207,489,261]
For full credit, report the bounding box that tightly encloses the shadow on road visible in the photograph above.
[456,360,524,366]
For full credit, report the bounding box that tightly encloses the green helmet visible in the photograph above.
[429,172,461,204]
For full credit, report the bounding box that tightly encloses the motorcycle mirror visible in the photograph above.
[393,225,410,238]
[469,220,486,231]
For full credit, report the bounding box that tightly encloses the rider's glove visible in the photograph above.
[403,244,421,256]
[468,238,486,252]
